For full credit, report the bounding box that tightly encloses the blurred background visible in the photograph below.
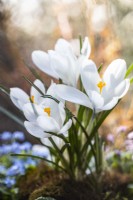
[0,0,133,142]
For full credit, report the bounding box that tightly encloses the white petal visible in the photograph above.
[55,38,73,55]
[114,79,130,98]
[102,97,118,111]
[10,88,29,110]
[23,103,45,121]
[47,82,65,103]
[37,115,60,133]
[59,119,72,134]
[81,37,91,58]
[55,84,92,108]
[49,50,76,87]
[41,136,64,148]
[32,50,59,79]
[81,59,100,93]
[31,79,45,104]
[58,102,66,125]
[87,90,104,110]
[24,121,50,138]
[103,59,127,85]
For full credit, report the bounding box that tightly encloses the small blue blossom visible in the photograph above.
[32,144,49,158]
[24,158,37,168]
[4,177,16,188]
[2,144,12,154]
[11,142,21,153]
[7,165,20,176]
[12,131,25,141]
[20,142,32,151]
[1,131,12,141]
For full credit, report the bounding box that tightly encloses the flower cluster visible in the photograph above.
[0,131,49,189]
[8,37,131,180]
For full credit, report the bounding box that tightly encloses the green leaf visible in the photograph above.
[23,76,44,96]
[125,63,133,78]
[11,153,66,172]
[98,63,103,73]
[79,35,83,53]
[130,77,133,84]
[0,84,10,96]
[0,106,24,127]
[35,197,56,200]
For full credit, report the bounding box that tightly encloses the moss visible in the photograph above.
[16,163,133,200]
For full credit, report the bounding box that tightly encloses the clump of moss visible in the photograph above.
[29,171,133,200]
[17,162,66,200]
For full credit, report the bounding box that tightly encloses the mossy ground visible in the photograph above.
[17,162,133,200]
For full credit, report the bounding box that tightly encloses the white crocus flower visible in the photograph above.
[32,37,91,87]
[55,59,130,113]
[23,100,72,138]
[10,79,60,110]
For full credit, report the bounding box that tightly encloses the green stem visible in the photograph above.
[49,137,74,178]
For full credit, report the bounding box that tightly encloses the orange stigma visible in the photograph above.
[30,95,35,103]
[44,107,51,116]
[97,81,106,93]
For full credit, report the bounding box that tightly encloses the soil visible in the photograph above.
[16,162,133,200]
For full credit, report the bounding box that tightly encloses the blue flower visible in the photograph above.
[24,158,37,168]
[20,142,32,151]
[11,142,21,153]
[12,131,25,141]
[2,144,12,154]
[7,165,19,176]
[4,177,16,188]
[1,131,12,141]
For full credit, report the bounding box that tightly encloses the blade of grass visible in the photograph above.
[0,106,24,127]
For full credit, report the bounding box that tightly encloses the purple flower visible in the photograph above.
[107,134,114,143]
[1,131,12,141]
[116,125,127,133]
[127,131,133,140]
[12,131,25,141]
[114,149,121,156]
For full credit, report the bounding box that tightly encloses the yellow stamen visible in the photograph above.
[44,107,51,116]
[97,81,106,93]
[30,95,35,103]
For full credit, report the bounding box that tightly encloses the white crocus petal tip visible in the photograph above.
[81,37,91,58]
[103,58,127,84]
[59,119,72,134]
[115,78,130,99]
[102,97,118,111]
[55,38,72,54]
[32,50,59,79]
[10,87,29,110]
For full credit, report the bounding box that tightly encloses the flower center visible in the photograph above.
[44,107,51,116]
[97,81,106,93]
[30,95,35,103]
